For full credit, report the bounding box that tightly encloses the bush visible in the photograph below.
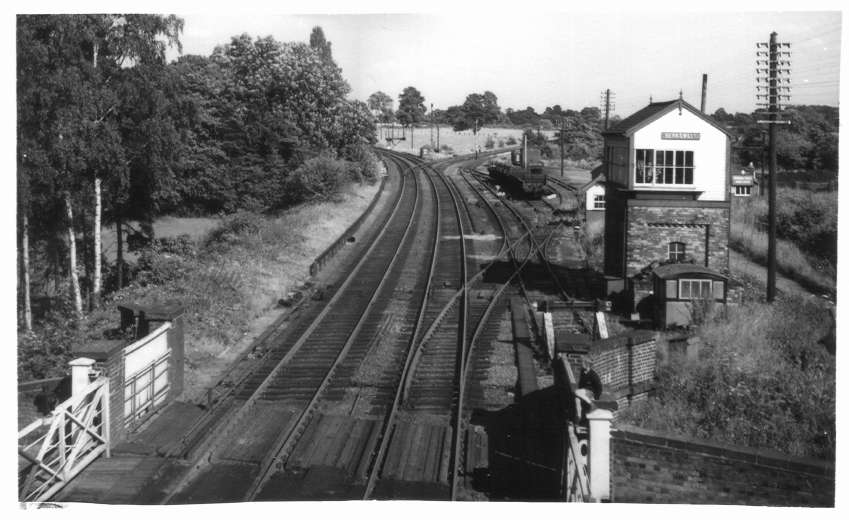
[203,212,263,248]
[731,192,835,293]
[484,135,495,149]
[17,300,82,380]
[287,155,349,201]
[617,296,835,460]
[506,136,517,146]
[343,144,380,183]
[735,189,837,266]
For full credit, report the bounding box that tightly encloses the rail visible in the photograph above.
[162,155,414,503]
[435,163,470,502]
[309,166,389,276]
[468,168,594,335]
[18,377,111,503]
[361,151,442,499]
[244,152,425,500]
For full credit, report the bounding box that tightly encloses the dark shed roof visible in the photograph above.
[604,99,733,138]
[653,263,728,280]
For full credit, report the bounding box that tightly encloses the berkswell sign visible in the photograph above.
[661,132,700,140]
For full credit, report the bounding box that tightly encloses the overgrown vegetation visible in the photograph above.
[18,190,377,381]
[17,16,382,377]
[731,189,836,294]
[617,295,835,460]
[714,105,838,172]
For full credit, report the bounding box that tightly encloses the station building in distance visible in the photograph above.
[600,97,733,326]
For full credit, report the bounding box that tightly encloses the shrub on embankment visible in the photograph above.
[17,172,378,382]
[616,295,835,461]
[730,189,836,294]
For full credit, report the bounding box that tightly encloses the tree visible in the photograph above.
[560,114,602,160]
[506,106,541,126]
[16,14,183,317]
[451,91,502,133]
[82,14,183,305]
[396,86,426,127]
[309,26,333,64]
[367,91,394,123]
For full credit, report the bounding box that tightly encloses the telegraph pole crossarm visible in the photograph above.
[755,31,791,303]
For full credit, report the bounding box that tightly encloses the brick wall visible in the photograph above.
[563,330,657,405]
[603,188,627,277]
[625,205,730,277]
[611,425,834,506]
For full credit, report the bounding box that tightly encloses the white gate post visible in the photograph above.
[586,408,613,501]
[69,357,95,398]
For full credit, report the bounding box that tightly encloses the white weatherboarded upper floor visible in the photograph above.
[603,99,731,202]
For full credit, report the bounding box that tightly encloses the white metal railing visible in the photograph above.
[18,377,110,502]
[565,425,590,502]
[557,356,593,502]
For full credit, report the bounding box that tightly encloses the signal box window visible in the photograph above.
[668,242,686,262]
[636,149,694,185]
[735,185,752,196]
[592,193,605,210]
[679,279,713,300]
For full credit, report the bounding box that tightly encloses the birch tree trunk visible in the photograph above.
[64,191,83,320]
[93,176,102,305]
[92,41,102,307]
[116,211,123,289]
[22,213,32,332]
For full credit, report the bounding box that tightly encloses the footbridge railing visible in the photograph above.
[554,355,614,502]
[18,359,110,503]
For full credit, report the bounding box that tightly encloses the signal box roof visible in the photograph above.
[604,99,733,138]
[653,263,728,280]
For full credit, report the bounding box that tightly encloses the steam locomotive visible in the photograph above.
[487,136,547,196]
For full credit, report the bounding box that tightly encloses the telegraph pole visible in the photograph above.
[600,89,615,130]
[700,74,708,113]
[430,103,434,150]
[756,32,791,302]
[560,118,565,177]
[474,118,479,158]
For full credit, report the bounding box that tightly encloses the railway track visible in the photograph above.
[158,152,439,502]
[151,150,591,503]
[362,153,550,500]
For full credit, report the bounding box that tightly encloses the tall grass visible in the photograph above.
[731,192,836,294]
[617,295,835,460]
[18,181,379,384]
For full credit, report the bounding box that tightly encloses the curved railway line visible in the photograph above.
[160,151,436,502]
[55,148,597,503]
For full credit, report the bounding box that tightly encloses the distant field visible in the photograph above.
[376,125,555,155]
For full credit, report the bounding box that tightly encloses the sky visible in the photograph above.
[160,8,842,117]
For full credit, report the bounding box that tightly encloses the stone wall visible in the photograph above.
[611,425,834,506]
[625,204,730,277]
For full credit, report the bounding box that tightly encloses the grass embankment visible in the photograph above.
[18,181,380,399]
[730,189,836,295]
[616,293,835,460]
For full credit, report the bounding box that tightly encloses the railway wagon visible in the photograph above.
[487,138,547,196]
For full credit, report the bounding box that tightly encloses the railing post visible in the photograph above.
[69,357,95,398]
[586,408,613,501]
[102,380,111,458]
